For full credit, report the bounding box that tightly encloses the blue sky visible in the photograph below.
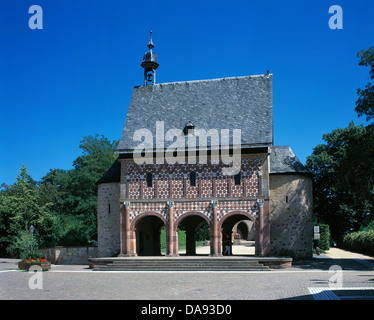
[1,0,373,185]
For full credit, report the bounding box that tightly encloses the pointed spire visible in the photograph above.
[147,30,154,50]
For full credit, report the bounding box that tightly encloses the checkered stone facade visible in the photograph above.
[125,158,263,201]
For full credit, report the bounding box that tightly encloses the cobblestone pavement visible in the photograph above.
[1,248,373,300]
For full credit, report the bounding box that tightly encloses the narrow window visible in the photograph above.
[234,172,241,185]
[146,173,153,187]
[286,196,289,203]
[108,203,111,214]
[190,172,196,187]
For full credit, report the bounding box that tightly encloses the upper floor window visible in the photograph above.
[234,172,241,185]
[146,173,153,187]
[190,172,196,187]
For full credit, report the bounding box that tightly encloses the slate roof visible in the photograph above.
[116,75,273,154]
[269,146,311,175]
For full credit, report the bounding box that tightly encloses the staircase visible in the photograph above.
[92,257,271,271]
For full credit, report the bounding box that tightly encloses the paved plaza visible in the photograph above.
[1,246,373,301]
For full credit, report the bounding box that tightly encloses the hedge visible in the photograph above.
[160,228,186,249]
[315,224,330,251]
[342,230,374,257]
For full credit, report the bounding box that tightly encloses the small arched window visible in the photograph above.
[146,173,153,187]
[190,172,196,187]
[234,172,241,186]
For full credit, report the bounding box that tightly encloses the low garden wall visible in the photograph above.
[39,246,98,265]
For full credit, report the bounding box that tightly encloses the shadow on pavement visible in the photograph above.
[292,257,374,271]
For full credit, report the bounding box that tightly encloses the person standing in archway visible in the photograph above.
[223,234,232,256]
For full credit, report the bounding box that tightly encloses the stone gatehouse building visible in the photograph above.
[96,34,313,259]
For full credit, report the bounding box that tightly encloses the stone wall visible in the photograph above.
[269,173,313,258]
[97,182,120,257]
[39,246,97,265]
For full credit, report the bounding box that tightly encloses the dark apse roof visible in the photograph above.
[116,75,273,154]
[269,146,311,175]
[96,160,120,184]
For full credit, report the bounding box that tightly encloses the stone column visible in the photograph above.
[167,201,175,256]
[210,200,221,256]
[118,202,125,256]
[257,199,264,257]
[124,201,131,256]
[118,201,131,256]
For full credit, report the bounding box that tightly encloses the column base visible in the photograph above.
[166,253,179,257]
[118,252,137,257]
[210,253,222,257]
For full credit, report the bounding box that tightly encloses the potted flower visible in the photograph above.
[18,251,51,271]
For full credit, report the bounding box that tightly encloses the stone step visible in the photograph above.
[110,260,262,265]
[93,258,270,271]
[96,265,270,271]
[99,267,270,271]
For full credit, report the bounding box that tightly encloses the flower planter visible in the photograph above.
[18,260,51,271]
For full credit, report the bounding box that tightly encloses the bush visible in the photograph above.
[342,230,374,257]
[20,250,45,261]
[160,228,186,249]
[315,224,330,251]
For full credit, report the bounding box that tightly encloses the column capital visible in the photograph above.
[257,199,264,207]
[211,200,218,208]
[124,201,130,208]
[168,201,174,208]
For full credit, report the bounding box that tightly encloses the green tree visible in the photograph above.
[305,123,368,242]
[306,46,374,243]
[355,46,374,122]
[54,134,118,245]
[0,164,57,257]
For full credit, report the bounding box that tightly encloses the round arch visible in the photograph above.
[219,210,257,256]
[130,211,168,231]
[131,212,167,256]
[174,211,211,256]
[218,210,256,229]
[174,211,211,232]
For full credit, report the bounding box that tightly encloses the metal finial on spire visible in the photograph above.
[148,30,154,50]
[141,31,159,85]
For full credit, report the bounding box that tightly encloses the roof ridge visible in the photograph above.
[135,74,273,88]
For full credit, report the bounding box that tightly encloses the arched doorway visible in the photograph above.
[219,212,256,256]
[135,214,166,256]
[175,212,211,256]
